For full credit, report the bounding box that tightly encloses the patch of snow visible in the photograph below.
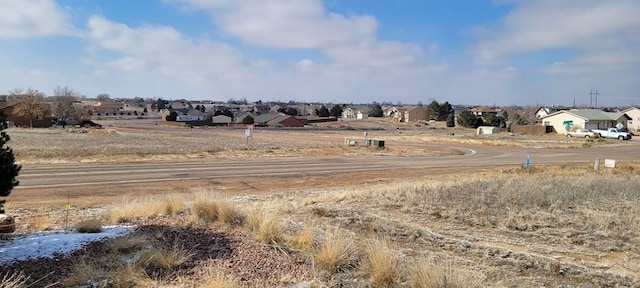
[0,226,135,265]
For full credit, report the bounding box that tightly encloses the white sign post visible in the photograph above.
[245,125,253,146]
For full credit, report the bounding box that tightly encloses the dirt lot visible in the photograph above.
[2,118,639,287]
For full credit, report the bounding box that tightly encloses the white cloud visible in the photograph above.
[74,1,449,103]
[474,0,640,64]
[87,15,248,75]
[0,0,78,38]
[174,0,378,49]
[296,59,314,72]
[107,57,147,71]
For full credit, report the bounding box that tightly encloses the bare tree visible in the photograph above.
[96,94,111,102]
[52,86,79,123]
[519,105,539,125]
[9,88,46,128]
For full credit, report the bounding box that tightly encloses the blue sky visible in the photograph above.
[1,0,639,106]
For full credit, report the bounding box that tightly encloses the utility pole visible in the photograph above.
[589,90,599,108]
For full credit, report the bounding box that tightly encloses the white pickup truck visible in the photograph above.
[592,128,632,140]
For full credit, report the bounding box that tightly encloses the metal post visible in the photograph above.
[594,157,600,171]
[525,153,530,170]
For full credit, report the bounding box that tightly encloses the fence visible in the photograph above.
[511,125,554,135]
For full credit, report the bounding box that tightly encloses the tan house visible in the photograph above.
[540,109,630,134]
[92,101,122,115]
[621,107,640,132]
[471,106,498,117]
[401,106,427,122]
[0,103,53,128]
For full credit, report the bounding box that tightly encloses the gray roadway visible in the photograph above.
[16,141,640,189]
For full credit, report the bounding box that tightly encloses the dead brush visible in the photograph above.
[364,239,404,288]
[108,194,187,224]
[216,200,245,227]
[408,257,483,288]
[107,264,155,288]
[246,209,285,245]
[143,242,194,272]
[110,234,148,254]
[292,226,318,252]
[192,199,220,223]
[314,230,359,273]
[61,259,105,287]
[198,266,238,288]
[75,219,103,233]
[0,271,28,288]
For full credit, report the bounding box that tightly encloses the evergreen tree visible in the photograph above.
[317,106,330,117]
[330,104,343,117]
[438,102,454,121]
[446,113,455,127]
[242,115,254,124]
[0,110,21,213]
[368,104,383,117]
[456,110,476,128]
[426,100,440,120]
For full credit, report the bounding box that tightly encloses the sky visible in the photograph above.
[0,0,639,107]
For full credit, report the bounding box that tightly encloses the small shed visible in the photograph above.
[477,126,499,135]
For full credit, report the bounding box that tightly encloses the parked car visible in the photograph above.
[592,128,631,140]
[566,129,599,138]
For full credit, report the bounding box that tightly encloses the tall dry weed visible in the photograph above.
[0,271,28,288]
[198,266,238,288]
[314,230,359,273]
[365,239,404,288]
[292,226,318,252]
[408,258,483,288]
[108,194,186,223]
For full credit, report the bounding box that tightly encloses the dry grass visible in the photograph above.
[191,197,245,226]
[107,264,155,288]
[20,213,55,231]
[365,239,404,288]
[292,226,318,252]
[313,229,359,273]
[0,271,28,288]
[75,219,104,233]
[192,198,220,223]
[214,200,245,226]
[198,267,238,288]
[63,234,191,286]
[407,258,483,288]
[108,194,186,223]
[110,235,147,254]
[144,242,193,271]
[255,218,285,245]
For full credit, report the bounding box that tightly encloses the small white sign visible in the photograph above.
[604,159,616,168]
[245,128,253,137]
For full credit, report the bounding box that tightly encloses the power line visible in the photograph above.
[589,90,599,108]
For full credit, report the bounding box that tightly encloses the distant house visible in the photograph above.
[541,109,630,134]
[342,106,370,120]
[92,101,121,115]
[169,99,192,110]
[383,106,401,119]
[401,106,427,122]
[211,115,232,126]
[471,106,497,117]
[0,102,53,128]
[121,101,146,114]
[621,107,640,132]
[176,109,206,122]
[253,113,304,127]
[535,106,570,120]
